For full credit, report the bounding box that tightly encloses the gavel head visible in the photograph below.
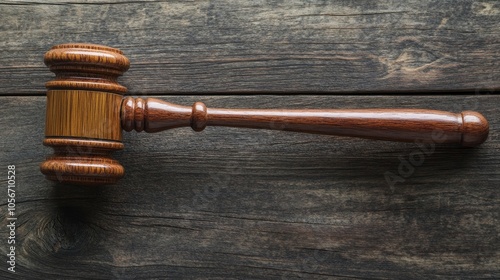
[40,44,130,185]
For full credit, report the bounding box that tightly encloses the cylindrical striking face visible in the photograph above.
[40,43,130,185]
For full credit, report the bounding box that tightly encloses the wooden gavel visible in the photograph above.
[40,43,489,185]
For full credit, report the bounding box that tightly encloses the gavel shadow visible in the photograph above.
[48,139,484,213]
[306,143,485,180]
[17,186,106,276]
[112,136,484,207]
[48,185,109,249]
[42,139,483,273]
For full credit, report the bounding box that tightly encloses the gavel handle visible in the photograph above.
[121,97,489,147]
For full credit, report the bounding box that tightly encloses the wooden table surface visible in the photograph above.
[1,1,499,279]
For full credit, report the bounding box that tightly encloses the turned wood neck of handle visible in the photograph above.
[120,97,489,147]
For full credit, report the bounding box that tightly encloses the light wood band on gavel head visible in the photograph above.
[40,44,130,185]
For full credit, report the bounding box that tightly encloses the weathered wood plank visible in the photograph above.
[0,95,498,279]
[0,0,498,94]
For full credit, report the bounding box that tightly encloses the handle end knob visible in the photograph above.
[461,111,489,147]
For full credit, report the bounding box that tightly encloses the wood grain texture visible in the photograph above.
[0,95,499,279]
[0,0,499,94]
[1,0,499,279]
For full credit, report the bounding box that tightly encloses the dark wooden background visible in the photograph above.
[0,0,499,279]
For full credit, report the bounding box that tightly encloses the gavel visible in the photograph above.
[40,43,489,185]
